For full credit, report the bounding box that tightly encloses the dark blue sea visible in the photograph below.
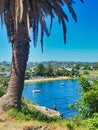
[23,79,81,118]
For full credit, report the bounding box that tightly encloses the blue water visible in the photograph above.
[23,79,81,118]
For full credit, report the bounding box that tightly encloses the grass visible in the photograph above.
[80,70,98,78]
[0,98,97,130]
[6,98,62,123]
[2,98,68,130]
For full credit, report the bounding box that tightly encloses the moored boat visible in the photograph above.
[61,83,65,86]
[32,90,41,93]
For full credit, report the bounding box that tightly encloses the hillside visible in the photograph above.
[0,99,86,130]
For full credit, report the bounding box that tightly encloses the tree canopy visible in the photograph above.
[70,76,98,119]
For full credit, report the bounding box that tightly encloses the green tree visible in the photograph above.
[94,62,98,70]
[35,63,46,76]
[84,64,91,70]
[70,77,98,119]
[69,68,79,77]
[0,76,9,88]
[0,0,84,110]
[0,76,9,97]
[25,71,31,80]
[79,76,91,92]
[55,69,63,76]
[0,67,5,72]
[46,64,54,77]
[74,64,81,70]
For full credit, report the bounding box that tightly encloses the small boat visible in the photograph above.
[61,83,65,86]
[32,90,41,93]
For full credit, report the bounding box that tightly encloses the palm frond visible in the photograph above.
[15,0,23,32]
[18,0,23,22]
[0,0,84,51]
[40,26,44,53]
[61,18,67,43]
[67,3,77,22]
[49,15,53,35]
[32,15,39,47]
[0,0,6,26]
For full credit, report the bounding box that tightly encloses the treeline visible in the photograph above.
[25,62,98,79]
[25,63,80,79]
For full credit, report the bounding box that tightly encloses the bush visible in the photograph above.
[69,77,98,119]
[83,70,89,75]
[66,123,74,130]
[0,88,5,97]
[83,113,98,130]
[0,76,9,97]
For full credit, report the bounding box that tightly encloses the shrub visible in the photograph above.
[83,113,98,130]
[83,70,89,75]
[0,88,5,97]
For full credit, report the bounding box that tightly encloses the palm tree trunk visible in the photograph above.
[0,15,30,110]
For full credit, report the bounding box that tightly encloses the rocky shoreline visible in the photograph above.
[34,105,62,117]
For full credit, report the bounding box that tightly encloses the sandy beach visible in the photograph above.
[25,76,71,83]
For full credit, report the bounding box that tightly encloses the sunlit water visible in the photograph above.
[23,79,81,118]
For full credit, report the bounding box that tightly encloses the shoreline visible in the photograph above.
[25,76,98,84]
[25,76,73,83]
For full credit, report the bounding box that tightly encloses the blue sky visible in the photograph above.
[0,0,98,62]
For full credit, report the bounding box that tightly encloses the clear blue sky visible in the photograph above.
[0,0,98,62]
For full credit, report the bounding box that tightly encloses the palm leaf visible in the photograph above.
[0,0,84,51]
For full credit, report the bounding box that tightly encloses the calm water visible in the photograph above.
[23,79,81,118]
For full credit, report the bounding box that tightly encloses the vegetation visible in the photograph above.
[26,61,98,79]
[83,70,90,75]
[25,71,31,80]
[6,98,98,130]
[0,76,9,97]
[3,97,98,130]
[29,63,80,78]
[69,76,98,129]
[0,75,98,129]
[7,98,62,123]
[71,77,98,118]
[34,63,47,77]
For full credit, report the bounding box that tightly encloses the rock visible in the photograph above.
[23,126,30,130]
[23,125,50,130]
[34,105,61,117]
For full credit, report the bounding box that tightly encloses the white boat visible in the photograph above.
[61,83,65,86]
[32,90,41,93]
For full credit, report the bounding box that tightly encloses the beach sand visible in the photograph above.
[25,76,71,83]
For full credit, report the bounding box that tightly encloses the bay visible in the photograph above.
[23,79,81,118]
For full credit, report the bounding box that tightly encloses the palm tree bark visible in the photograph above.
[0,14,30,110]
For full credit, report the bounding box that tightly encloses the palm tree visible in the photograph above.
[0,0,84,110]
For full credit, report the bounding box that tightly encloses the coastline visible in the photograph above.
[25,76,73,83]
[24,76,98,84]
